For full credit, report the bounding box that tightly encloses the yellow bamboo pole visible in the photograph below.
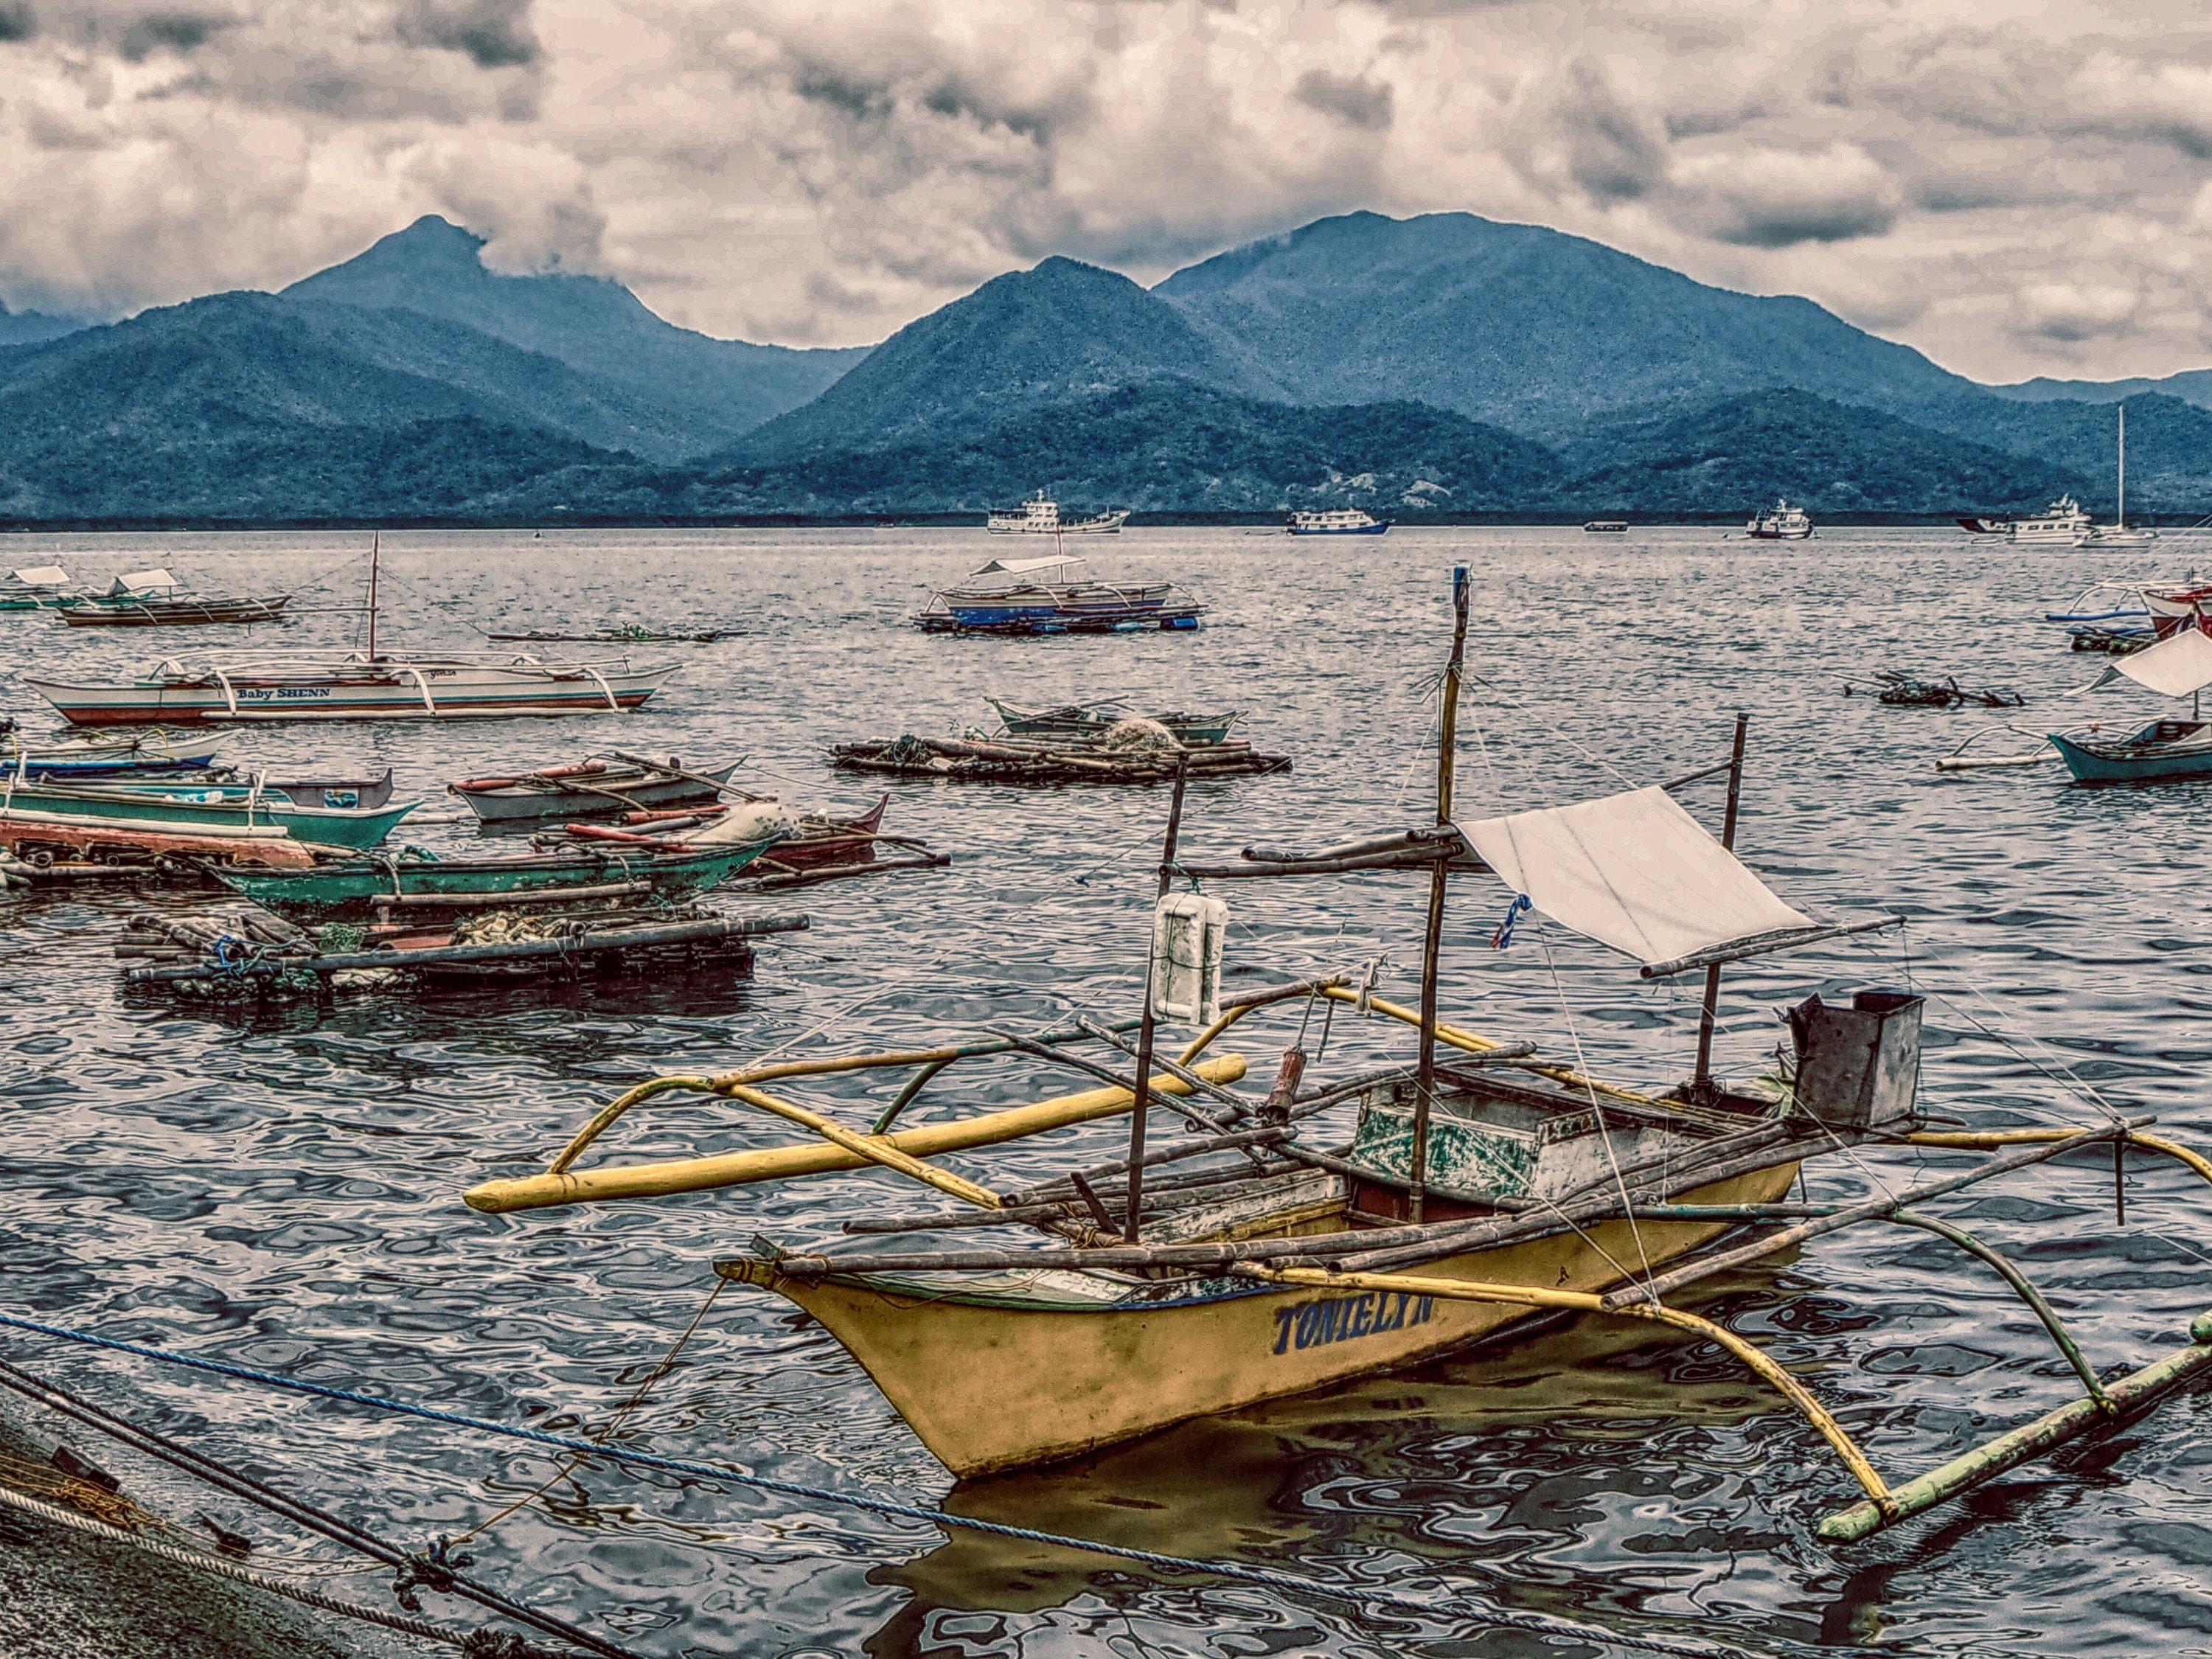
[721,1085,1004,1209]
[1245,1264,1891,1505]
[464,1055,1249,1214]
[1910,1127,2212,1189]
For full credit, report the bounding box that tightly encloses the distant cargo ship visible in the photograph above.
[1745,500,1814,540]
[987,490,1129,535]
[1288,508,1388,536]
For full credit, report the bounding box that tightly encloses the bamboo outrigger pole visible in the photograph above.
[1125,753,1194,1241]
[1409,566,1471,1225]
[1691,712,1748,1092]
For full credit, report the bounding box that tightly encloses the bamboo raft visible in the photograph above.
[469,568,2212,1539]
[830,733,1290,785]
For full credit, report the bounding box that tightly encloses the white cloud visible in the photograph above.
[3,0,2212,379]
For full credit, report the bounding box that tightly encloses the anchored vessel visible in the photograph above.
[467,571,2211,1537]
[21,541,678,725]
[1745,500,1814,539]
[1288,509,1388,536]
[912,555,1205,635]
[56,568,291,627]
[987,491,1129,535]
[0,566,77,611]
[984,698,1245,747]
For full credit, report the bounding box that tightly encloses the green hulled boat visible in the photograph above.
[0,778,419,850]
[206,838,779,922]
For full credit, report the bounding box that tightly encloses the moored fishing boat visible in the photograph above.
[451,757,742,826]
[19,541,678,725]
[912,555,1205,635]
[0,776,419,850]
[0,566,77,611]
[2045,626,2212,782]
[466,571,2212,1537]
[205,838,780,922]
[984,697,1245,746]
[56,568,291,627]
[0,726,224,776]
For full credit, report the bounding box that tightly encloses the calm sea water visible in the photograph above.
[1,526,2208,1658]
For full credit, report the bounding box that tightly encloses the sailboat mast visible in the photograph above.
[366,533,380,659]
[2118,404,2127,530]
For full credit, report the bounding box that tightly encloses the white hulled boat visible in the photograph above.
[1745,500,1813,539]
[1288,508,1389,536]
[987,491,1129,535]
[2002,495,2092,546]
[20,540,679,727]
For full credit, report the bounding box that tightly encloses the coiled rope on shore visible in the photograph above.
[0,1307,1760,1659]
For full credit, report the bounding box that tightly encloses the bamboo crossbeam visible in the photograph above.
[1598,1118,2153,1310]
[462,1055,1250,1212]
[1638,917,1904,981]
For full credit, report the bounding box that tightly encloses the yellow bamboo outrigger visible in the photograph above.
[465,566,2212,1539]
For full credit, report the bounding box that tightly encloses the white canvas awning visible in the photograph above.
[973,554,1084,577]
[2112,626,2212,698]
[8,566,67,585]
[110,568,181,595]
[1461,785,1814,970]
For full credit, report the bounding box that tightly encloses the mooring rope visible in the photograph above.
[0,1481,504,1652]
[0,1309,1759,1659]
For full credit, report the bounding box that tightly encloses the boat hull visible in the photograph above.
[456,762,739,824]
[728,1160,1798,1476]
[21,662,677,726]
[206,840,776,922]
[1287,522,1388,536]
[0,732,226,776]
[2048,731,2212,782]
[58,595,291,627]
[0,784,417,849]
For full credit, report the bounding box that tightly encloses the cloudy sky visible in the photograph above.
[3,0,2210,381]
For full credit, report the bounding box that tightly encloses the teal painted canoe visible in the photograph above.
[0,778,420,849]
[2048,721,2212,782]
[205,838,779,922]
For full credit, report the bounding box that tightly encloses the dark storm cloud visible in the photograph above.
[1295,70,1393,132]
[394,0,538,69]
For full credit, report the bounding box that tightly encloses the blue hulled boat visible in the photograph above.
[1287,509,1388,536]
[2048,625,2212,782]
[913,555,1205,636]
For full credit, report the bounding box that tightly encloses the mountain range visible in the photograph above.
[0,210,2198,524]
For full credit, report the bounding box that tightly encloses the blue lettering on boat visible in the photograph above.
[1270,1290,1433,1354]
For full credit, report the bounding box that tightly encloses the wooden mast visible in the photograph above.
[1691,712,1750,1091]
[366,533,380,661]
[1408,566,1471,1225]
[1124,754,1192,1242]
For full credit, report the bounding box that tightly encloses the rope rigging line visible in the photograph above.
[0,1308,1761,1659]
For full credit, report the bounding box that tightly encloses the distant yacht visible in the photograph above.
[1992,495,2092,546]
[2088,405,2157,548]
[987,490,1129,535]
[1745,500,1813,540]
[1288,507,1388,536]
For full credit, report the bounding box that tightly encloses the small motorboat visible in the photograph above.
[0,774,417,849]
[2047,627,2212,782]
[1582,521,1628,533]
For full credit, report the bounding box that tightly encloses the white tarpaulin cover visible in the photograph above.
[972,554,1084,577]
[110,568,181,594]
[2113,626,2212,698]
[7,567,67,585]
[1462,785,1812,967]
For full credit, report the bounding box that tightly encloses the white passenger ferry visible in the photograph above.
[986,490,1129,535]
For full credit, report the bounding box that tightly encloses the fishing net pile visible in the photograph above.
[1100,718,1183,754]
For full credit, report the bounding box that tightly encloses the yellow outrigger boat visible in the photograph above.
[467,569,2212,1541]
